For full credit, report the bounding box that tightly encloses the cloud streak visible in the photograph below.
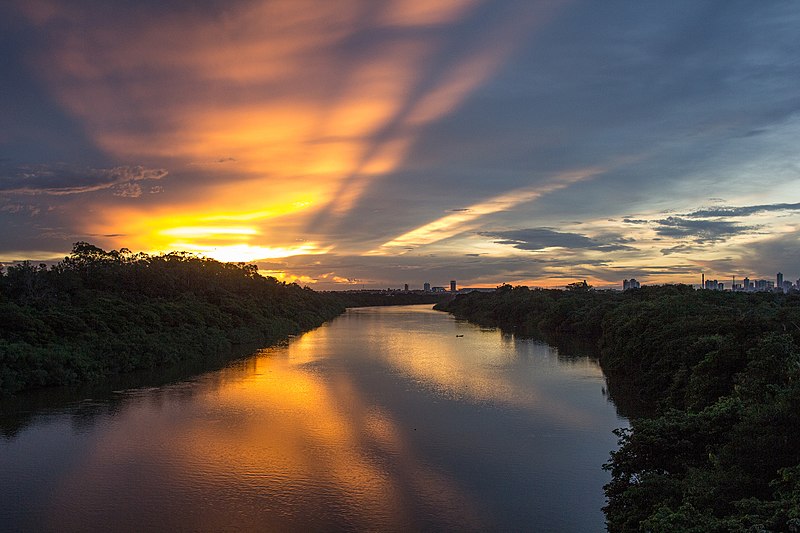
[684,202,800,218]
[480,228,634,252]
[371,167,603,253]
[0,165,167,196]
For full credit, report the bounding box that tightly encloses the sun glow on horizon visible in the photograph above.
[169,243,329,263]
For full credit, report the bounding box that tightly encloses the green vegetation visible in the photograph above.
[436,285,800,531]
[0,242,350,395]
[329,291,445,307]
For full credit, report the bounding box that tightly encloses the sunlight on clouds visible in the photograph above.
[19,0,559,261]
[262,270,320,284]
[160,227,259,238]
[378,0,479,27]
[261,269,359,285]
[371,167,604,253]
[169,244,328,263]
[82,194,321,261]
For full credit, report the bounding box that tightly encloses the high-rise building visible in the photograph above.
[423,282,431,292]
[777,272,784,288]
[450,280,457,292]
[404,284,409,292]
[623,279,640,290]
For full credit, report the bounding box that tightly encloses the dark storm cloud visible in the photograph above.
[0,165,167,196]
[479,228,634,252]
[653,216,756,242]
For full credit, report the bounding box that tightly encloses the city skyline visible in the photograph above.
[2,2,800,289]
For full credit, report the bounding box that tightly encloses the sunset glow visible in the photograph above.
[3,1,800,288]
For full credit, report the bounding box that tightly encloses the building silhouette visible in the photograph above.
[450,280,457,292]
[423,282,431,292]
[622,278,640,290]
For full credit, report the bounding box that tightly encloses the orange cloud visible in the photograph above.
[20,1,559,261]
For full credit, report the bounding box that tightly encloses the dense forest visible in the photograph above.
[0,242,441,397]
[326,290,445,308]
[436,285,800,532]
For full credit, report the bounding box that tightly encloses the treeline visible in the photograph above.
[0,242,348,395]
[436,285,800,532]
[329,291,445,307]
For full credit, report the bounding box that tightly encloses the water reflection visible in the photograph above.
[0,305,626,531]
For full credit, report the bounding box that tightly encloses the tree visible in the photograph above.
[565,280,591,291]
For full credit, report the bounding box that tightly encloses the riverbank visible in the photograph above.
[1,304,619,531]
[0,243,353,396]
[436,285,800,531]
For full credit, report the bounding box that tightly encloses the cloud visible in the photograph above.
[479,228,634,252]
[0,204,41,216]
[370,167,603,253]
[684,202,800,218]
[734,232,800,279]
[0,165,168,196]
[113,183,142,198]
[660,243,704,256]
[653,216,756,242]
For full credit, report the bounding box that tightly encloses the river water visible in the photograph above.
[0,305,626,532]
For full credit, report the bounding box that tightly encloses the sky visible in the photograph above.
[2,0,800,289]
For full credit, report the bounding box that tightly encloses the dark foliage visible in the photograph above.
[0,242,347,395]
[436,285,800,531]
[328,291,446,307]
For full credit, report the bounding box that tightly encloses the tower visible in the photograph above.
[777,272,784,288]
[450,280,457,292]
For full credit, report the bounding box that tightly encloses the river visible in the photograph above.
[0,305,626,532]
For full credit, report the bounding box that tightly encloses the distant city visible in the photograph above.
[338,274,800,295]
[625,272,800,293]
[337,280,495,295]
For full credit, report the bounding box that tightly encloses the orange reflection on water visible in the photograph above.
[50,324,483,530]
[346,306,604,428]
[24,305,619,531]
